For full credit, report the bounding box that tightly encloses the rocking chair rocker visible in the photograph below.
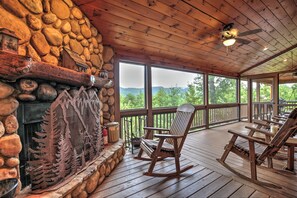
[217,108,297,188]
[134,104,195,177]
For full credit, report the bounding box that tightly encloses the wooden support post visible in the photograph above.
[273,74,279,116]
[247,78,253,123]
[237,78,241,121]
[114,58,121,124]
[204,73,209,129]
[146,64,153,139]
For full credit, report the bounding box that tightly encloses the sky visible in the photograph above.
[119,62,198,88]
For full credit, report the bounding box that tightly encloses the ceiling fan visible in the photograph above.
[203,23,262,49]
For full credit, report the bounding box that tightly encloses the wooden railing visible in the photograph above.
[279,102,297,114]
[120,105,239,147]
[119,101,297,148]
[208,105,239,125]
[252,102,273,120]
[153,109,206,131]
[119,101,297,147]
[241,101,297,121]
[240,104,248,120]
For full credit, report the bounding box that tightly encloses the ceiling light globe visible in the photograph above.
[223,38,236,46]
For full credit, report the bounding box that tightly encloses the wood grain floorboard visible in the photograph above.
[90,122,297,198]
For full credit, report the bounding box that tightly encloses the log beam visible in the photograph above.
[0,52,111,89]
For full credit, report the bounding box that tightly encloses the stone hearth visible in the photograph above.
[17,140,125,198]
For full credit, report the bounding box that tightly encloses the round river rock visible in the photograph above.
[37,84,58,101]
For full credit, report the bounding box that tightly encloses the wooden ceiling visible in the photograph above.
[73,0,297,77]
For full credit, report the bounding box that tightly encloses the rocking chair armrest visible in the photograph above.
[272,116,287,121]
[262,119,283,126]
[252,120,270,128]
[245,126,274,137]
[154,134,184,139]
[228,130,270,145]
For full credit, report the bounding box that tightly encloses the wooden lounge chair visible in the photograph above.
[134,104,195,177]
[217,108,297,188]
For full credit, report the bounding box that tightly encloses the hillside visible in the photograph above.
[120,86,188,96]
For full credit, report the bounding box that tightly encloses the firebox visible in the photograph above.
[17,87,103,191]
[17,102,51,188]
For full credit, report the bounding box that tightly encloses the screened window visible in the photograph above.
[151,67,203,108]
[279,83,297,101]
[208,75,236,104]
[119,62,145,110]
[240,79,248,103]
[252,80,272,102]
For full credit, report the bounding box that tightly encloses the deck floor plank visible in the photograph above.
[209,180,243,198]
[229,185,256,198]
[128,165,205,198]
[91,122,297,198]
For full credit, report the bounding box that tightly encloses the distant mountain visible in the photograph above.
[120,86,188,96]
[120,87,144,96]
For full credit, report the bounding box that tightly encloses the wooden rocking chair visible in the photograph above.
[134,104,195,177]
[217,108,297,188]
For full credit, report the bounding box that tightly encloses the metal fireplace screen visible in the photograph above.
[24,87,103,191]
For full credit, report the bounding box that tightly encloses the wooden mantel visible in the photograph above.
[0,51,112,88]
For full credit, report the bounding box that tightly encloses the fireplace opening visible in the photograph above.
[17,103,51,189]
[16,87,103,191]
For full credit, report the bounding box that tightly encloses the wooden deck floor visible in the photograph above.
[90,122,297,198]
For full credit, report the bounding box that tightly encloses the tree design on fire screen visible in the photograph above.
[28,87,103,190]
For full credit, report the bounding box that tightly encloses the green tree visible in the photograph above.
[240,81,248,103]
[121,92,144,110]
[167,87,183,106]
[185,74,204,105]
[208,75,236,104]
[153,88,168,107]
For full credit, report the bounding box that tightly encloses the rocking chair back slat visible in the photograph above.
[218,108,297,188]
[258,108,297,163]
[135,104,195,177]
[166,106,195,152]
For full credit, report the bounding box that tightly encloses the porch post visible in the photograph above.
[146,64,154,138]
[204,73,209,128]
[247,78,253,122]
[114,58,121,124]
[237,78,241,121]
[273,74,279,116]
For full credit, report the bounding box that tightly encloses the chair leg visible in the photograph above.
[249,141,257,181]
[173,139,180,174]
[267,157,273,169]
[137,147,143,158]
[145,155,158,176]
[219,135,237,162]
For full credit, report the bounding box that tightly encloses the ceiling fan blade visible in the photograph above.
[238,29,262,37]
[236,38,251,45]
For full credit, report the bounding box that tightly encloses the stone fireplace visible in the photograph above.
[0,0,123,197]
[0,52,125,197]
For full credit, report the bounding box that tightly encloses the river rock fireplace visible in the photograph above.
[0,52,125,197]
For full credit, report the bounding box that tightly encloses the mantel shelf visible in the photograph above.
[0,51,112,89]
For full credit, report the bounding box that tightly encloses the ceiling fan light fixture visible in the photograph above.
[263,47,268,51]
[223,38,236,46]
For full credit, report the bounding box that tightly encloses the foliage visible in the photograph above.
[208,75,236,104]
[120,92,144,109]
[120,77,297,110]
[279,83,297,101]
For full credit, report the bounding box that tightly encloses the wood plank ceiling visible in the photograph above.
[73,0,297,78]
